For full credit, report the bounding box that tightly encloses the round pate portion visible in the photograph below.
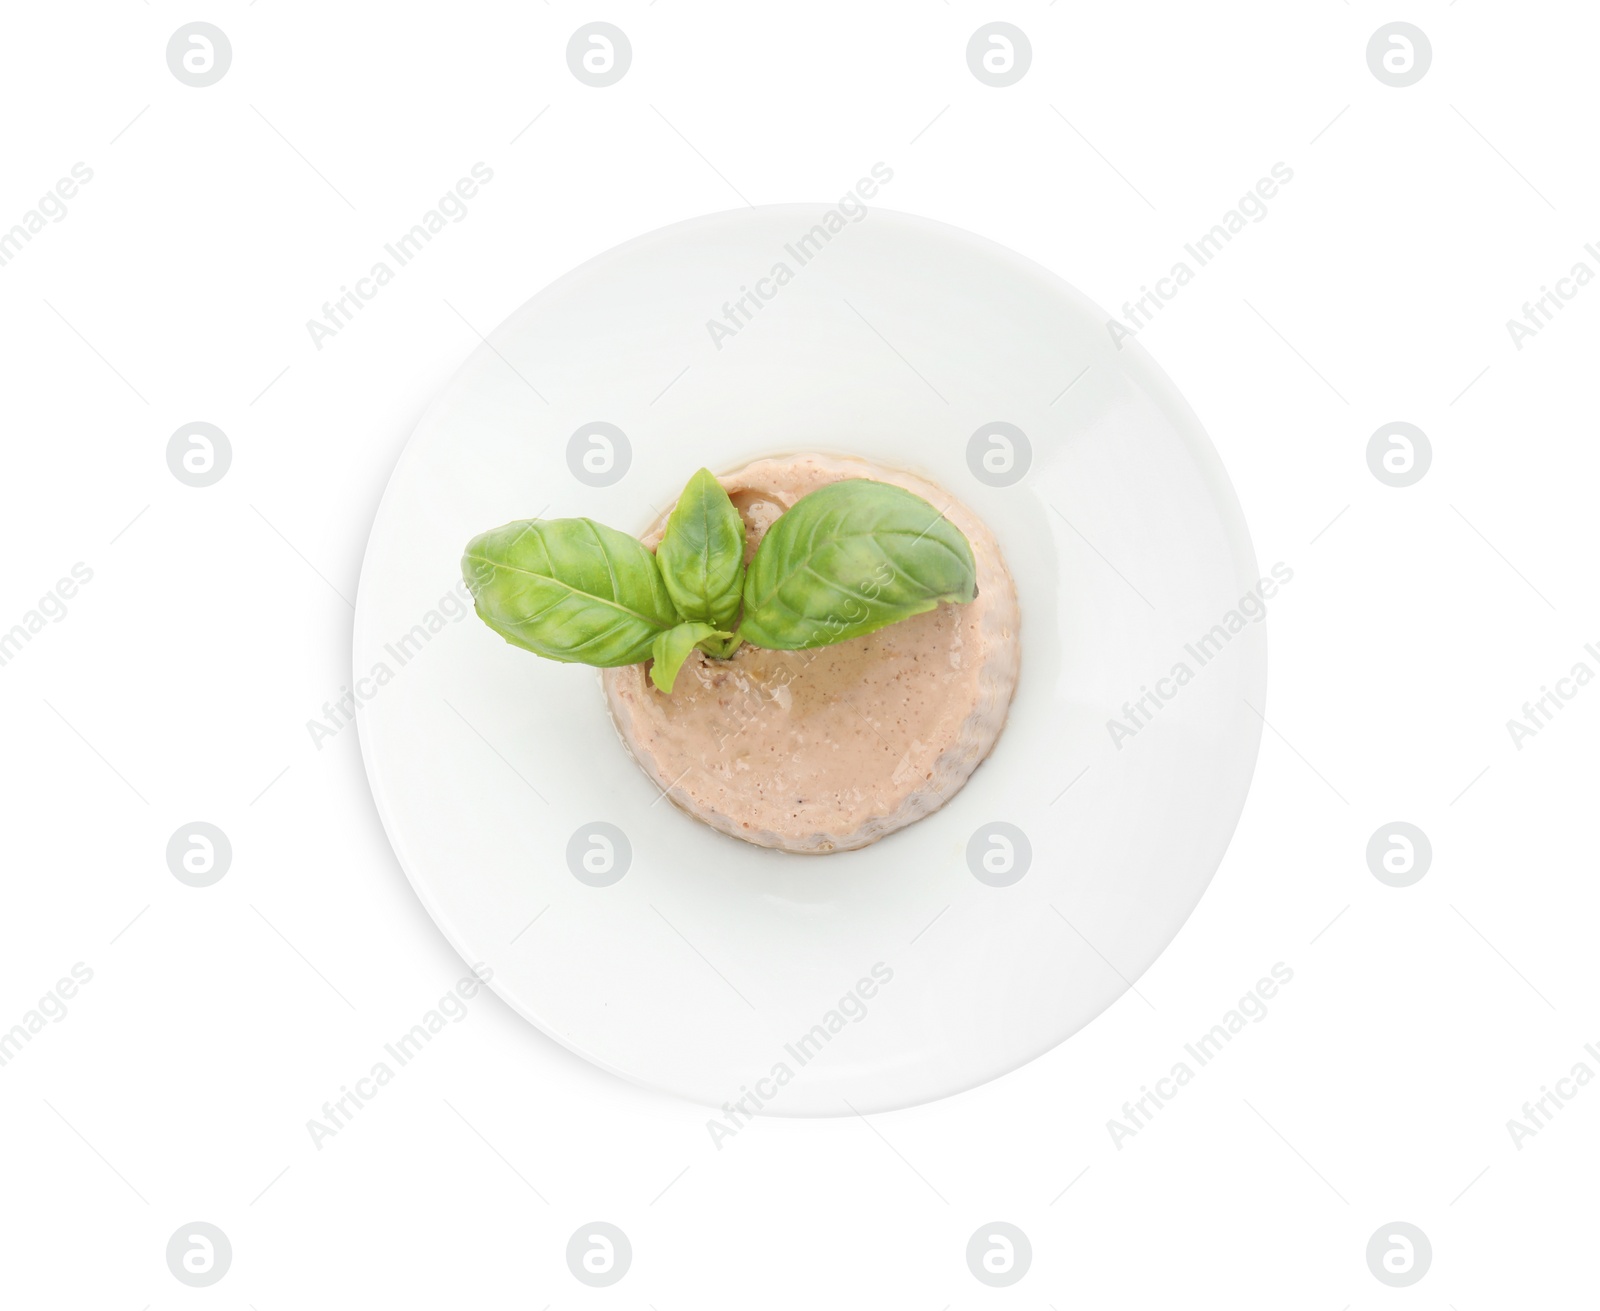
[601,454,1021,853]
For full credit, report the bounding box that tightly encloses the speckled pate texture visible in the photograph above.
[601,455,1021,853]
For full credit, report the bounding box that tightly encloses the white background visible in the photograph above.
[2,1,1596,1305]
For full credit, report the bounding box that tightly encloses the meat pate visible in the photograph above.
[602,454,1021,853]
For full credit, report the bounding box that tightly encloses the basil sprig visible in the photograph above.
[462,470,977,691]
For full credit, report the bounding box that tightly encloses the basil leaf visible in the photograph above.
[649,621,730,694]
[462,518,679,667]
[739,480,976,651]
[654,468,746,630]
[700,632,743,660]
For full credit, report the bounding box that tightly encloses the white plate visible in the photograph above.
[354,205,1266,1116]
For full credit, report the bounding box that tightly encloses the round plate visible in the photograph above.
[354,205,1266,1115]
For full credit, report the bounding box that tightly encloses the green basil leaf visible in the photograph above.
[699,632,743,660]
[739,480,976,651]
[654,468,746,630]
[462,518,679,667]
[649,621,730,694]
